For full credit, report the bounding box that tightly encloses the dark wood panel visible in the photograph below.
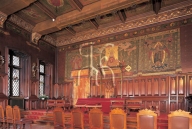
[147,79,152,95]
[134,80,139,96]
[170,77,176,95]
[140,79,145,96]
[153,78,159,95]
[123,80,127,95]
[128,80,133,96]
[160,78,166,95]
[189,76,192,95]
[178,76,184,95]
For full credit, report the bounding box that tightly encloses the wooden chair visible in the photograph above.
[109,108,126,129]
[53,107,65,129]
[55,100,65,110]
[89,108,103,129]
[137,109,157,129]
[71,108,84,129]
[13,105,32,129]
[168,109,192,129]
[0,105,6,129]
[6,105,15,129]
[46,99,56,112]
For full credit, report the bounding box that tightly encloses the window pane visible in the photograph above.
[12,68,19,96]
[8,67,10,96]
[13,55,20,66]
[40,64,44,73]
[39,75,44,96]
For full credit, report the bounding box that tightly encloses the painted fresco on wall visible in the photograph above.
[65,28,180,82]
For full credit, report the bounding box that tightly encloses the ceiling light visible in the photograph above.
[52,18,55,21]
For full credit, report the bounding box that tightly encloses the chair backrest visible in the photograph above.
[55,100,65,107]
[47,99,56,106]
[53,107,65,128]
[137,109,157,129]
[71,108,84,129]
[168,109,192,129]
[0,105,5,120]
[89,108,103,129]
[13,105,21,122]
[109,108,126,129]
[6,105,13,123]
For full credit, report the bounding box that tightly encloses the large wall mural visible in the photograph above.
[65,28,180,101]
[65,28,180,82]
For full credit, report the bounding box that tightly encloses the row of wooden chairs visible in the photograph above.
[0,105,32,129]
[53,107,192,129]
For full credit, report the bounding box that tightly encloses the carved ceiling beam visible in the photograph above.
[117,10,126,23]
[89,19,99,30]
[65,27,76,36]
[69,0,83,11]
[0,11,7,28]
[34,1,56,20]
[31,32,42,45]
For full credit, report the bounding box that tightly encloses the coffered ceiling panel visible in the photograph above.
[39,0,76,16]
[16,5,50,25]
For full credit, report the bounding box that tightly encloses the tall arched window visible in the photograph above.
[8,50,20,96]
[39,61,45,96]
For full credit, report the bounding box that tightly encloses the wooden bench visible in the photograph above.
[125,99,143,114]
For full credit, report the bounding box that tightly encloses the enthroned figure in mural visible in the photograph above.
[107,50,119,67]
[152,42,165,67]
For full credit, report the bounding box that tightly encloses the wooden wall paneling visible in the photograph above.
[116,80,121,96]
[128,80,133,96]
[153,78,159,96]
[178,96,184,110]
[178,76,185,95]
[63,83,67,96]
[170,102,177,111]
[146,101,152,109]
[160,101,167,113]
[189,75,192,95]
[160,77,167,95]
[134,79,139,96]
[170,77,176,95]
[140,79,145,96]
[147,79,152,96]
[69,82,73,97]
[123,80,127,96]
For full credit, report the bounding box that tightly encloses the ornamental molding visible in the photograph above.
[42,35,56,46]
[56,5,192,46]
[0,11,7,28]
[8,14,34,32]
[31,32,42,45]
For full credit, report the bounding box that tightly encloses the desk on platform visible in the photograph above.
[76,98,124,113]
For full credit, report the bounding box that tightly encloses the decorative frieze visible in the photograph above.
[42,35,56,46]
[8,14,34,32]
[56,5,192,46]
[0,11,7,28]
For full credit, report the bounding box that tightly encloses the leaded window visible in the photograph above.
[8,50,20,96]
[39,62,45,96]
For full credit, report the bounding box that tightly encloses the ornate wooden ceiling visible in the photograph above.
[0,0,191,47]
